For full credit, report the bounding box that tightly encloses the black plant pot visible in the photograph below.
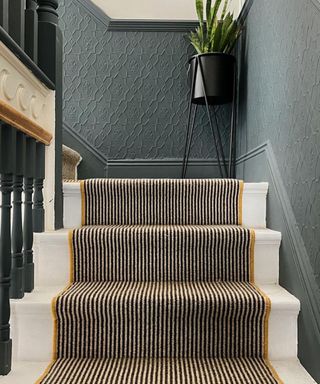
[189,53,236,105]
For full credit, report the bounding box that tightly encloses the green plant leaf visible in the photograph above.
[221,0,229,19]
[208,0,222,41]
[212,20,223,51]
[221,20,238,53]
[189,0,241,54]
[196,0,204,25]
[206,0,212,23]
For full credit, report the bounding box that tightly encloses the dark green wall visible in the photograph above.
[237,0,320,381]
[58,0,231,178]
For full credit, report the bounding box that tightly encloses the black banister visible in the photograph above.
[8,0,25,49]
[0,0,61,375]
[33,142,45,233]
[25,0,38,63]
[0,124,14,375]
[23,137,36,293]
[38,0,63,229]
[11,132,26,299]
[0,26,54,89]
[0,0,8,31]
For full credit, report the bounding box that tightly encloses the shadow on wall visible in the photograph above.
[236,0,320,381]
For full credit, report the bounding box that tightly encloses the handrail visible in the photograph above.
[0,26,54,90]
[0,100,52,144]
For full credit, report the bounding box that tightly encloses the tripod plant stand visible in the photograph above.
[181,54,237,179]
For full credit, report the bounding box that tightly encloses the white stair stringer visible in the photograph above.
[63,182,269,229]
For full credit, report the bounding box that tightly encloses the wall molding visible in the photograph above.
[237,141,320,346]
[75,0,111,27]
[108,20,198,32]
[106,158,222,178]
[63,122,108,165]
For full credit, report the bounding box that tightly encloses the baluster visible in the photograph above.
[11,132,25,299]
[0,0,9,31]
[23,137,36,293]
[0,124,14,375]
[33,142,45,233]
[8,0,25,48]
[38,0,63,229]
[25,0,38,63]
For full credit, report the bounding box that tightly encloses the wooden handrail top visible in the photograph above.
[0,100,52,144]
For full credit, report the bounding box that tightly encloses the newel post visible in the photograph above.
[37,0,63,229]
[0,124,14,375]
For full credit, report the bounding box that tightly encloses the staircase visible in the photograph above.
[5,179,316,383]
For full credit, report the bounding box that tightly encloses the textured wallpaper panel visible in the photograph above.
[59,0,231,160]
[238,0,320,287]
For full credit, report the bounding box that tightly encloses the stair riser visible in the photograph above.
[34,230,280,287]
[10,297,298,362]
[63,183,268,229]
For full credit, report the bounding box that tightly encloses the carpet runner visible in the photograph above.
[37,179,283,383]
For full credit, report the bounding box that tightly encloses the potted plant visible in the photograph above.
[189,0,241,105]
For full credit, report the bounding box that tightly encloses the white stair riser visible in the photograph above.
[34,229,280,287]
[63,183,268,229]
[10,289,298,362]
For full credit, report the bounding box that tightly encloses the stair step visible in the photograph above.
[3,359,316,384]
[34,228,281,287]
[10,284,299,363]
[63,182,268,229]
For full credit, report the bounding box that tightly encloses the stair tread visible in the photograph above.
[4,359,316,384]
[11,283,299,311]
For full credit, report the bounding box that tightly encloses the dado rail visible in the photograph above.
[0,0,62,376]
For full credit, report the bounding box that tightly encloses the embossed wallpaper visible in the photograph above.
[59,0,230,165]
[237,0,320,378]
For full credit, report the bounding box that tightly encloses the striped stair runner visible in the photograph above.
[37,179,283,383]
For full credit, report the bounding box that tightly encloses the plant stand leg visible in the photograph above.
[181,60,198,179]
[228,61,238,178]
[212,107,228,177]
[197,56,226,178]
[182,105,198,179]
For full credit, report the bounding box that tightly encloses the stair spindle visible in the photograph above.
[23,137,36,293]
[0,0,8,31]
[33,142,45,233]
[0,124,14,375]
[25,0,38,63]
[38,0,63,229]
[11,132,26,299]
[8,0,25,48]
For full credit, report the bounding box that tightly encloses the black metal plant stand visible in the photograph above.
[181,55,238,179]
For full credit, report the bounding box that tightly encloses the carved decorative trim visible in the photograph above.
[0,41,54,144]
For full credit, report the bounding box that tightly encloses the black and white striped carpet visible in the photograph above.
[37,179,282,383]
